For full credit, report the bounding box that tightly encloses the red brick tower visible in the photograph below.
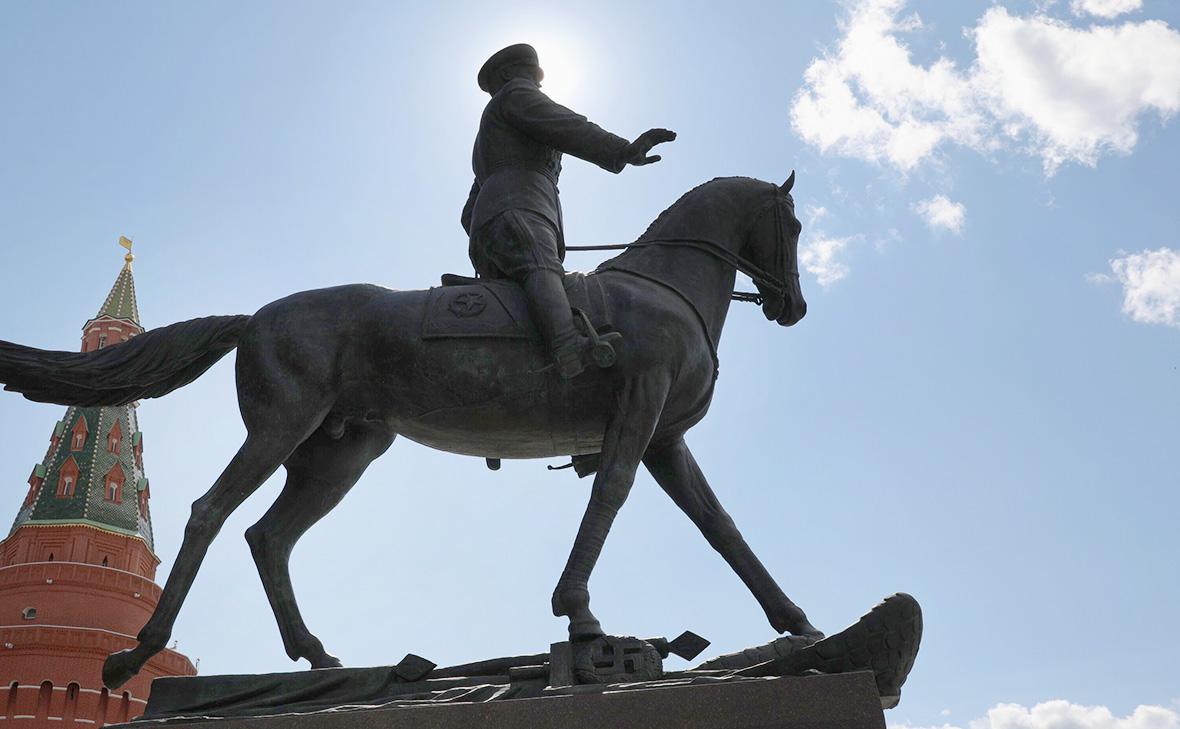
[0,241,195,726]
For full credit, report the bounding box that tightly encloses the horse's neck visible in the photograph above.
[600,205,746,349]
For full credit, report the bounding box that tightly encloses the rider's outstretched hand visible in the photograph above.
[623,128,677,166]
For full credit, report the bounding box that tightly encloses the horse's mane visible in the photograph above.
[591,176,768,274]
[634,176,764,242]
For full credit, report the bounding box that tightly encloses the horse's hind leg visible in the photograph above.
[102,428,308,689]
[246,423,395,668]
[642,436,821,637]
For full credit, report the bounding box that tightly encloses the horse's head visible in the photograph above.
[743,173,806,327]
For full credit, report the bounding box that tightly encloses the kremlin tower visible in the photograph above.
[0,241,195,726]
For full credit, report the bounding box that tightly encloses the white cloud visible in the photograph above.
[912,195,966,234]
[1071,0,1142,19]
[791,0,1180,175]
[974,8,1180,173]
[798,205,855,287]
[800,235,854,287]
[894,700,1179,729]
[1100,247,1180,328]
[790,0,986,172]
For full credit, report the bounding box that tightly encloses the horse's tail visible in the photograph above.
[0,315,252,406]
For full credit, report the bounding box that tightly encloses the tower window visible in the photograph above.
[108,420,123,454]
[70,415,88,451]
[58,475,75,498]
[57,456,80,497]
[21,607,36,620]
[36,681,53,720]
[104,463,125,503]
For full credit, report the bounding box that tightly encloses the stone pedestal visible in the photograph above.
[119,671,885,729]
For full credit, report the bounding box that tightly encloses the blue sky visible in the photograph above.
[1,2,1178,727]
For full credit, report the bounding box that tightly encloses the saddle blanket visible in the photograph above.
[422,272,610,341]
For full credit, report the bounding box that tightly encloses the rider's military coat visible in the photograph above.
[462,77,631,245]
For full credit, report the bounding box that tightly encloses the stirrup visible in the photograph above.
[572,308,621,369]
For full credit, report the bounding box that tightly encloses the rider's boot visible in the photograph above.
[522,269,592,379]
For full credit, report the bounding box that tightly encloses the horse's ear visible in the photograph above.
[781,170,796,193]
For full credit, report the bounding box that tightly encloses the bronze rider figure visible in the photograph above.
[462,43,676,378]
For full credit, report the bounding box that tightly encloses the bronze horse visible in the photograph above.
[0,174,819,690]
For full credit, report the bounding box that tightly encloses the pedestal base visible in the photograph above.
[122,671,885,729]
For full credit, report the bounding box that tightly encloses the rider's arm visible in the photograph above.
[460,179,480,235]
[498,80,630,173]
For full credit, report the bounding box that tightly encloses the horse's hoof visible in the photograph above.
[103,649,140,689]
[309,653,343,669]
[552,585,604,639]
[551,585,589,617]
[768,604,820,636]
[568,617,605,640]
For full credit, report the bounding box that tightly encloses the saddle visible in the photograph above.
[423,272,613,342]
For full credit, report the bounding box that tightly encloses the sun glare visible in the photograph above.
[530,38,584,103]
[476,29,596,105]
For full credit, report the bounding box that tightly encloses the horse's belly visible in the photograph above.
[395,392,610,459]
[398,415,605,459]
[387,340,614,459]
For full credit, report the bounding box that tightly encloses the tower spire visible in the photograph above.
[95,236,141,327]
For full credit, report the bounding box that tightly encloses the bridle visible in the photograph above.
[567,185,800,309]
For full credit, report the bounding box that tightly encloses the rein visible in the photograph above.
[565,195,798,307]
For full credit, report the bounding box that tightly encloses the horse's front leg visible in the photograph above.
[642,436,822,637]
[552,374,670,639]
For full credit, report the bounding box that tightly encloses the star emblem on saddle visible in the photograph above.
[447,292,487,318]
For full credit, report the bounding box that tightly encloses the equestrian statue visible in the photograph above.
[0,44,921,709]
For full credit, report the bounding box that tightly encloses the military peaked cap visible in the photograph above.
[478,43,543,92]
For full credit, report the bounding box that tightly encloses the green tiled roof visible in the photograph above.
[8,254,154,552]
[95,261,140,325]
[11,404,154,551]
